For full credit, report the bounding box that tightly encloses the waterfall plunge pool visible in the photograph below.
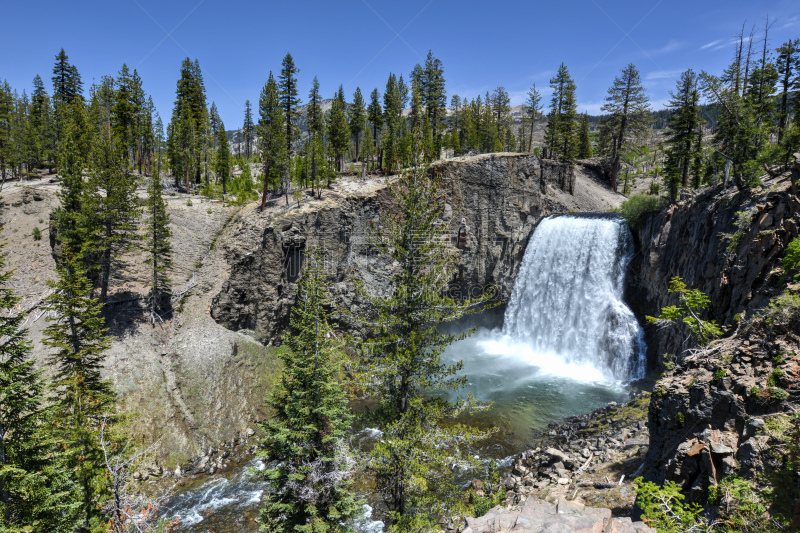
[440,214,647,457]
[439,328,631,458]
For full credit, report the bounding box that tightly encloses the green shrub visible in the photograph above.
[634,478,705,533]
[186,198,193,206]
[782,237,800,281]
[714,368,727,381]
[618,194,668,230]
[720,207,757,253]
[768,368,785,387]
[736,159,764,188]
[769,387,789,401]
[676,411,685,426]
[761,290,800,332]
[646,277,722,345]
[32,227,42,241]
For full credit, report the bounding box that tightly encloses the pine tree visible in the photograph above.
[30,74,55,171]
[279,53,301,154]
[349,87,366,162]
[215,119,231,194]
[113,64,137,162]
[0,82,13,182]
[306,77,323,191]
[544,63,579,161]
[51,48,83,106]
[775,38,799,148]
[360,122,376,172]
[491,86,511,141]
[167,58,208,190]
[130,69,147,174]
[258,72,286,210]
[450,94,462,154]
[243,100,255,160]
[665,69,703,201]
[702,24,779,189]
[367,88,382,169]
[53,100,91,254]
[523,84,542,152]
[0,238,51,530]
[88,76,115,141]
[257,251,360,533]
[82,129,141,301]
[350,118,493,529]
[327,86,349,174]
[145,138,173,325]
[43,248,115,532]
[422,51,447,155]
[209,102,220,150]
[578,114,593,158]
[601,63,651,190]
[382,74,402,172]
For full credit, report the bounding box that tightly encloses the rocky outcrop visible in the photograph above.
[463,497,654,533]
[211,153,624,339]
[498,397,650,507]
[628,171,800,501]
[629,174,800,366]
[642,317,797,501]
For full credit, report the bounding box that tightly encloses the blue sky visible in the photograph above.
[1,0,798,128]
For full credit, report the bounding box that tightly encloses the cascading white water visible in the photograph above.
[502,214,646,381]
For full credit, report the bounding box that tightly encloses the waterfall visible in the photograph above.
[502,214,646,381]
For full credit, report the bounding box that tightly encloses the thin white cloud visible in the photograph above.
[646,69,682,80]
[650,39,682,55]
[700,39,723,50]
[779,16,800,30]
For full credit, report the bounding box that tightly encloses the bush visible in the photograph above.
[782,238,800,281]
[634,478,706,533]
[646,277,722,345]
[762,290,800,330]
[186,198,193,206]
[618,194,668,230]
[32,227,42,241]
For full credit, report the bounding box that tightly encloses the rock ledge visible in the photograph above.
[464,497,653,533]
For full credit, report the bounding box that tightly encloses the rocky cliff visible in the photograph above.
[211,153,624,339]
[629,176,800,366]
[629,170,800,506]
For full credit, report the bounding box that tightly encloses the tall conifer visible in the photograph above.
[601,63,650,190]
[279,53,301,154]
[257,251,360,533]
[544,63,579,161]
[0,239,50,529]
[349,88,366,162]
[82,129,141,301]
[258,73,286,210]
[350,119,493,529]
[43,249,115,532]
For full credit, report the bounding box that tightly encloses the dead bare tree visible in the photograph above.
[98,417,179,533]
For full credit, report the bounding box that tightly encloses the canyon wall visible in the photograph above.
[211,153,623,340]
[629,172,800,501]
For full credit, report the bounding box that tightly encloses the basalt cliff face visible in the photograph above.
[210,153,623,339]
[629,172,800,503]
